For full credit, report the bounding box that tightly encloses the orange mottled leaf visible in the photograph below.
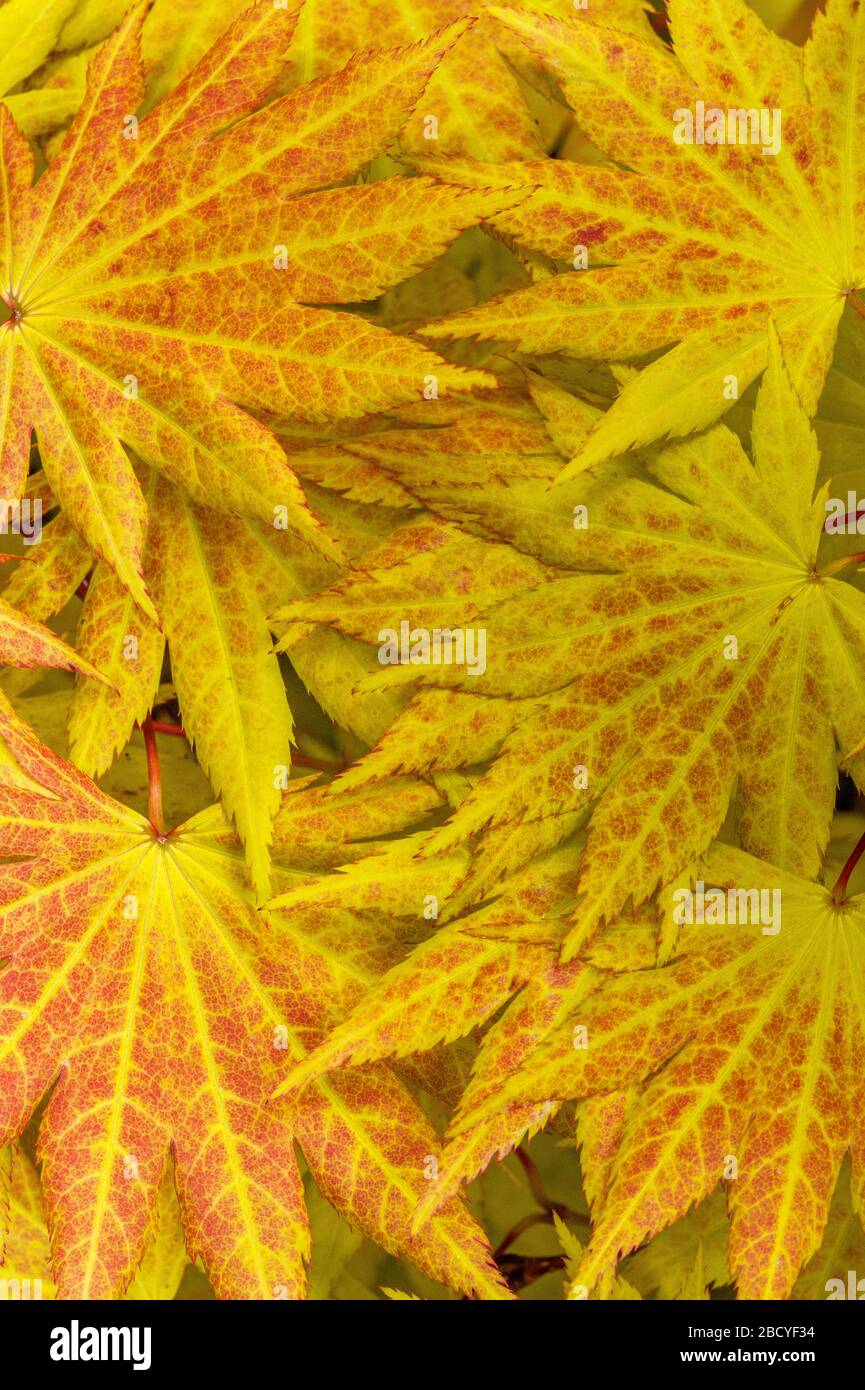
[0,1,500,611]
[0,703,509,1299]
[425,0,861,464]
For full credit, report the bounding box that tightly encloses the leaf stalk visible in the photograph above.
[141,716,165,837]
[831,826,865,903]
[819,550,865,579]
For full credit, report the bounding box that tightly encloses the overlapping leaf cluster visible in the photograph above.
[1,0,864,1302]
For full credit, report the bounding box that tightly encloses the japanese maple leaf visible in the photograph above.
[2,468,295,898]
[277,824,865,1299]
[271,332,865,950]
[0,698,509,1299]
[437,841,865,1300]
[423,0,865,469]
[1,463,406,897]
[0,0,500,616]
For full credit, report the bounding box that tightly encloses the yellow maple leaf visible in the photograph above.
[272,332,865,948]
[425,0,864,467]
[453,842,865,1299]
[0,1,503,615]
[0,699,510,1298]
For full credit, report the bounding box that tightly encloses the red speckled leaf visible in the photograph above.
[0,702,509,1299]
[0,1,499,611]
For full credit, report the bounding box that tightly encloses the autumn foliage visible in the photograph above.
[0,0,863,1304]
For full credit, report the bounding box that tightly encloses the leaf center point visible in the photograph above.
[1,289,25,326]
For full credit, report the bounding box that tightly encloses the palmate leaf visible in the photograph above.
[278,824,865,1298]
[0,699,509,1299]
[441,842,865,1301]
[424,0,865,467]
[1,463,403,896]
[0,0,503,616]
[272,332,865,949]
[0,0,856,1312]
